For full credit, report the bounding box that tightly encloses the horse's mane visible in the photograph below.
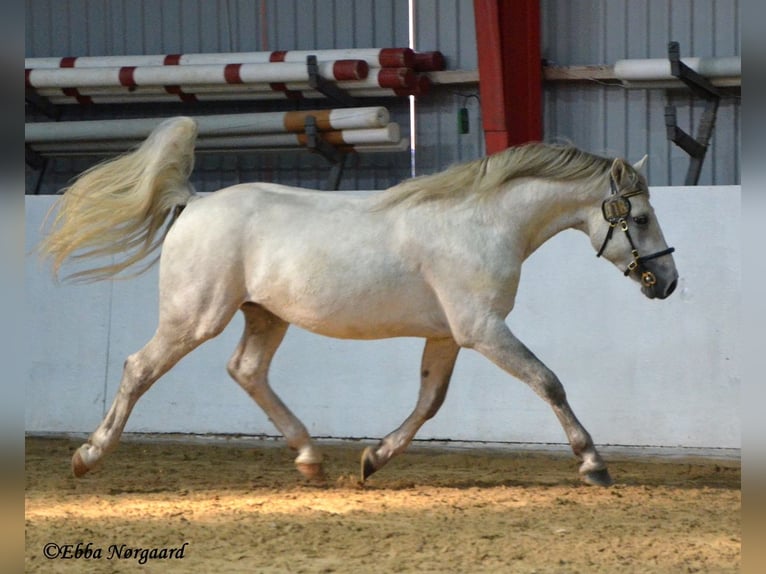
[373,142,616,209]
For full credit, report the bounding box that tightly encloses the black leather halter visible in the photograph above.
[596,178,675,287]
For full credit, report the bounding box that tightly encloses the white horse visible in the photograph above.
[39,117,678,487]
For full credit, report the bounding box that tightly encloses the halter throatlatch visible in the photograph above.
[596,178,675,288]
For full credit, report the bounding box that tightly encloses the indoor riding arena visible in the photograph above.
[25,1,740,573]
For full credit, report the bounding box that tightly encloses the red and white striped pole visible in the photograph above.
[25,60,369,89]
[26,48,441,105]
[25,48,415,70]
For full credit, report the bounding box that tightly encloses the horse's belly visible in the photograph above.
[255,281,451,340]
[291,309,450,340]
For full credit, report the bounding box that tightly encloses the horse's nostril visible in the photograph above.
[665,278,678,298]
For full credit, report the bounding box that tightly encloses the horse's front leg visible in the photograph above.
[459,316,612,486]
[361,337,460,481]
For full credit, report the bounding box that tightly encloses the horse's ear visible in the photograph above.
[632,154,648,173]
[610,158,629,185]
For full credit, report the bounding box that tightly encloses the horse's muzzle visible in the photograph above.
[642,276,678,300]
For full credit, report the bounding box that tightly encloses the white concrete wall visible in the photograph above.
[25,186,740,449]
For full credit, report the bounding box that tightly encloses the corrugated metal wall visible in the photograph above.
[26,0,740,194]
[541,0,740,185]
[413,0,483,169]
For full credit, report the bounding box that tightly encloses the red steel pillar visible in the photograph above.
[473,0,542,154]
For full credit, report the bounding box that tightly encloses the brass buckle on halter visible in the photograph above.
[641,271,658,287]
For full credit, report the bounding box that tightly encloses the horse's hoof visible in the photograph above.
[71,449,90,478]
[583,468,613,487]
[296,462,326,482]
[360,446,377,482]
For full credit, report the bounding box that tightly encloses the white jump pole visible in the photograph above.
[614,56,740,82]
[188,136,411,154]
[29,138,410,156]
[29,124,403,155]
[25,108,391,143]
[194,123,400,148]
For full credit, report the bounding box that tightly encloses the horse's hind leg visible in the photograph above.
[71,314,231,477]
[226,303,324,481]
[361,337,460,481]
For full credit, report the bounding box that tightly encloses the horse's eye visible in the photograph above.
[632,215,649,225]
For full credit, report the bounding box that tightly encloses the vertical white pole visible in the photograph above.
[408,0,417,177]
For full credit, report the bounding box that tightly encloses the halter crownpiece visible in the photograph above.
[596,176,675,288]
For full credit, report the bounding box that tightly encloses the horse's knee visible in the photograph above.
[418,383,449,420]
[536,373,566,405]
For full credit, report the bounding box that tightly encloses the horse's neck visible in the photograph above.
[497,179,596,259]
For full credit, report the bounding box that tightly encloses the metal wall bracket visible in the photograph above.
[25,88,59,120]
[25,89,58,178]
[306,55,355,107]
[25,144,45,170]
[25,143,49,194]
[304,55,355,189]
[304,115,347,191]
[664,41,721,185]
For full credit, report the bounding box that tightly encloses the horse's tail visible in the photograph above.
[39,116,198,282]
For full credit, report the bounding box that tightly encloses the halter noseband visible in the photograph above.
[596,178,675,288]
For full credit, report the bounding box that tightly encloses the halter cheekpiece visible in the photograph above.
[596,177,675,288]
